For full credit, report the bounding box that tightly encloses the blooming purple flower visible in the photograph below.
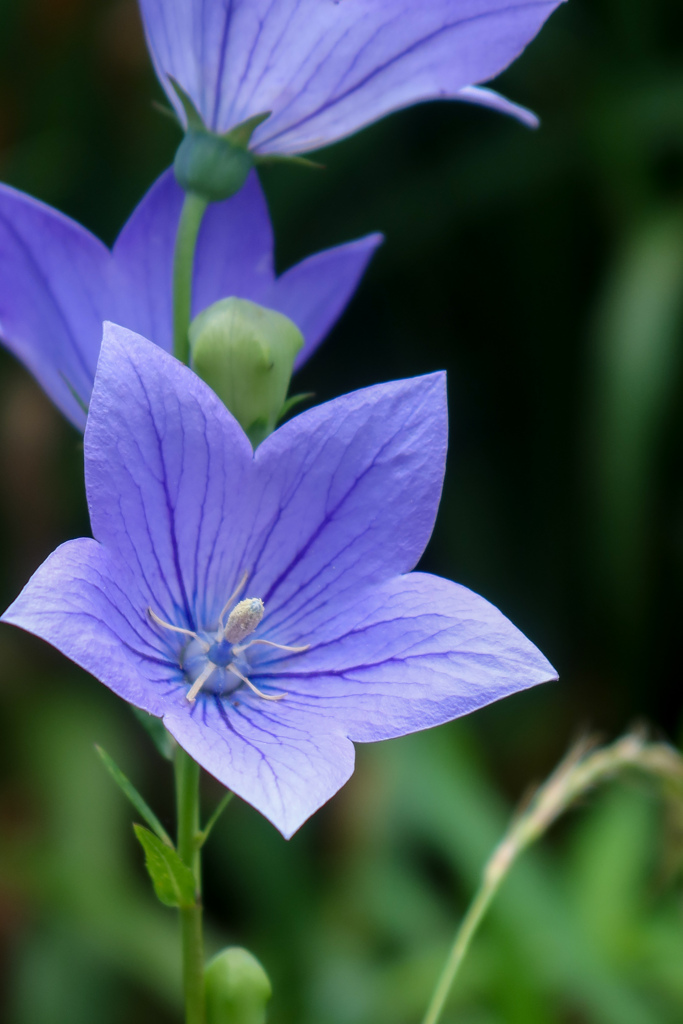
[139,0,566,153]
[2,323,556,836]
[0,170,380,430]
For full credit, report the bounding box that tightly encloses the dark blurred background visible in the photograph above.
[0,1,682,1021]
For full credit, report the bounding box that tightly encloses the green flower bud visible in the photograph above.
[189,297,303,447]
[204,947,272,1024]
[174,129,253,203]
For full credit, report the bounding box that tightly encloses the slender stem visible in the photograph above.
[421,882,497,1024]
[173,192,209,365]
[420,732,683,1024]
[175,747,205,1024]
[171,185,212,1024]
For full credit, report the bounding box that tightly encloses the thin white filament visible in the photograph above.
[149,607,210,651]
[218,570,249,633]
[186,662,216,703]
[228,664,285,702]
[233,639,311,655]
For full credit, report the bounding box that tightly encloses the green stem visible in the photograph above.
[420,732,683,1024]
[173,192,209,365]
[175,746,205,1024]
[421,866,501,1024]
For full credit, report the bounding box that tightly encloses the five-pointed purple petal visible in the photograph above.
[0,170,380,429]
[2,323,556,836]
[139,0,567,153]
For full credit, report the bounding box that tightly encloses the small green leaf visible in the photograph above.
[254,153,324,170]
[168,76,205,130]
[197,792,234,848]
[225,111,271,149]
[133,824,196,909]
[131,706,175,761]
[152,99,181,123]
[95,745,173,846]
[278,392,315,422]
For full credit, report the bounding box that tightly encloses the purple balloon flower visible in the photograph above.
[139,0,566,152]
[0,169,380,430]
[3,323,555,836]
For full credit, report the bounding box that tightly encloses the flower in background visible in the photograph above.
[3,323,556,836]
[139,0,566,152]
[0,170,380,430]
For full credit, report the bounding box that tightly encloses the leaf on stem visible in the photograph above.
[198,791,234,848]
[134,824,197,909]
[95,744,173,846]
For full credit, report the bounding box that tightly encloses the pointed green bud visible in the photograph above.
[204,947,272,1024]
[189,297,303,447]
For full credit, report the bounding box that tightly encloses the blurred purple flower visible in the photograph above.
[0,170,380,430]
[3,323,555,836]
[139,0,566,152]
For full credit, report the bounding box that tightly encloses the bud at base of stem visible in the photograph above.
[204,947,272,1024]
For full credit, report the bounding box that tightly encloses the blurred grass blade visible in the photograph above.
[589,206,683,628]
[391,728,673,1024]
[95,745,173,847]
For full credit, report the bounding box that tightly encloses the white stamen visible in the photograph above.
[149,607,210,651]
[228,664,285,702]
[186,662,216,703]
[223,598,264,644]
[218,570,249,632]
[233,639,311,655]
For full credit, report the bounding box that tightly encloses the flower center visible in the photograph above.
[206,639,233,668]
[148,574,309,704]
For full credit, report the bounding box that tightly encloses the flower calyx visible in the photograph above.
[170,78,270,202]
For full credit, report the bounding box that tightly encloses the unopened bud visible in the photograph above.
[174,130,253,203]
[204,947,272,1024]
[189,297,303,446]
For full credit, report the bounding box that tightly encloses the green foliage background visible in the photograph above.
[0,1,682,1021]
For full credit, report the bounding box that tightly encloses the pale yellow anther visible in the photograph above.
[223,597,264,644]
